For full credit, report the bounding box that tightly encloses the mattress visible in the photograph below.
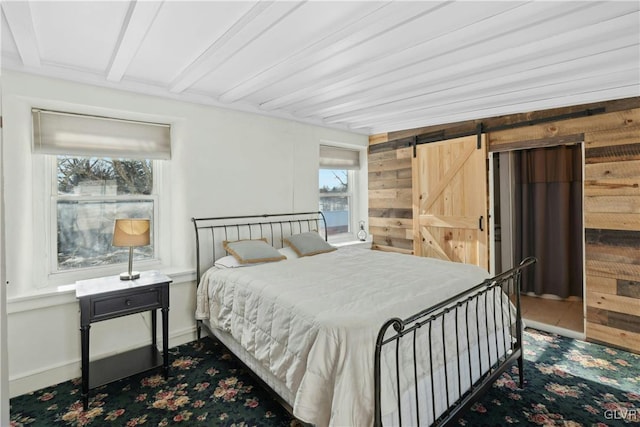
[196,246,513,426]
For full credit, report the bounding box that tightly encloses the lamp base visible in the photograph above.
[119,271,140,280]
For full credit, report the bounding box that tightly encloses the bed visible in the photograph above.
[192,211,535,426]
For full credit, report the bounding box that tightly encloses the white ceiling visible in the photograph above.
[2,1,639,135]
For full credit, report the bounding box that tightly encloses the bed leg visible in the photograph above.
[517,354,524,388]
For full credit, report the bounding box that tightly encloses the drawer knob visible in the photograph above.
[125,299,132,306]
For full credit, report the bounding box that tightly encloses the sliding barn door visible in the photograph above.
[412,135,489,270]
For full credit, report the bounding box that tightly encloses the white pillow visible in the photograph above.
[214,255,243,268]
[278,246,299,260]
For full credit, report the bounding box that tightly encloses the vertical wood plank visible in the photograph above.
[368,104,640,353]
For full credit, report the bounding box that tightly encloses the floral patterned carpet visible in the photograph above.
[9,328,640,426]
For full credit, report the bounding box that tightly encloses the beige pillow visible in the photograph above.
[223,239,286,264]
[284,232,336,257]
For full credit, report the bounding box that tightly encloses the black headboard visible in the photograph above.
[191,211,327,284]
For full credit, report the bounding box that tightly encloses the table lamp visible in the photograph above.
[112,218,150,280]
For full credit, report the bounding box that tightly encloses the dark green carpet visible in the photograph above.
[9,329,639,426]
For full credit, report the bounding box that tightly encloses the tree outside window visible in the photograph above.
[56,156,155,271]
[319,169,350,235]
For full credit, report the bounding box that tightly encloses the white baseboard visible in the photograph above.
[9,326,197,398]
[524,319,585,341]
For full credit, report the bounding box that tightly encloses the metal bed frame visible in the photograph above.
[374,256,536,426]
[192,211,327,341]
[192,211,536,426]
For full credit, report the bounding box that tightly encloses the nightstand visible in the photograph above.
[76,270,171,410]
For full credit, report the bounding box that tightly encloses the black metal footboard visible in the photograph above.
[374,257,536,427]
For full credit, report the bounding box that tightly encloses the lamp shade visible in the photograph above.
[112,219,150,247]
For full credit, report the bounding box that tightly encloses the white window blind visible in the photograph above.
[32,109,171,159]
[319,145,360,170]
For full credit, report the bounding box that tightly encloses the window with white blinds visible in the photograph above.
[31,108,170,275]
[319,145,361,238]
[32,109,171,159]
[319,145,360,170]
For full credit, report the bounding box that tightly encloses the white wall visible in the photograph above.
[0,73,10,427]
[1,70,367,397]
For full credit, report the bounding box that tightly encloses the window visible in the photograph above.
[55,156,155,271]
[319,145,360,238]
[32,108,170,277]
[319,169,351,235]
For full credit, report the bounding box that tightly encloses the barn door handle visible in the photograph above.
[479,216,484,231]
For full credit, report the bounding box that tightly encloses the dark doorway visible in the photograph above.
[513,145,584,299]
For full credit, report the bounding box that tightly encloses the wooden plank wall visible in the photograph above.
[583,126,640,352]
[488,106,640,353]
[368,136,414,254]
[368,97,640,353]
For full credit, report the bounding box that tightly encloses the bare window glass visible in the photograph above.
[319,169,350,235]
[55,156,155,271]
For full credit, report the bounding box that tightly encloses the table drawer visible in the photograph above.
[92,288,162,320]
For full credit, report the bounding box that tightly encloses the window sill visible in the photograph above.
[7,267,196,314]
[328,232,361,245]
[333,238,372,248]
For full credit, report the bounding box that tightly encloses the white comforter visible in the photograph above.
[196,247,493,426]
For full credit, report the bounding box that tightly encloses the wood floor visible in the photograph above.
[520,295,584,334]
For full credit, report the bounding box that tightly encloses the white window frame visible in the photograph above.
[318,143,365,244]
[319,169,356,241]
[46,156,162,278]
[27,108,172,289]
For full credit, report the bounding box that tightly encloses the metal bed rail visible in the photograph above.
[374,257,536,426]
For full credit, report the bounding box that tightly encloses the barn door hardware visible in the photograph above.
[412,136,417,158]
[476,123,483,149]
[377,106,606,155]
[479,215,484,231]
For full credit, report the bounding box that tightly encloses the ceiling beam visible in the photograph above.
[1,1,40,67]
[216,2,433,104]
[330,57,639,127]
[351,72,639,132]
[290,7,639,121]
[365,83,637,135]
[309,25,640,123]
[258,2,597,112]
[169,1,305,94]
[107,0,164,82]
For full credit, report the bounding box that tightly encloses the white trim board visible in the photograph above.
[9,326,197,398]
[524,319,585,341]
